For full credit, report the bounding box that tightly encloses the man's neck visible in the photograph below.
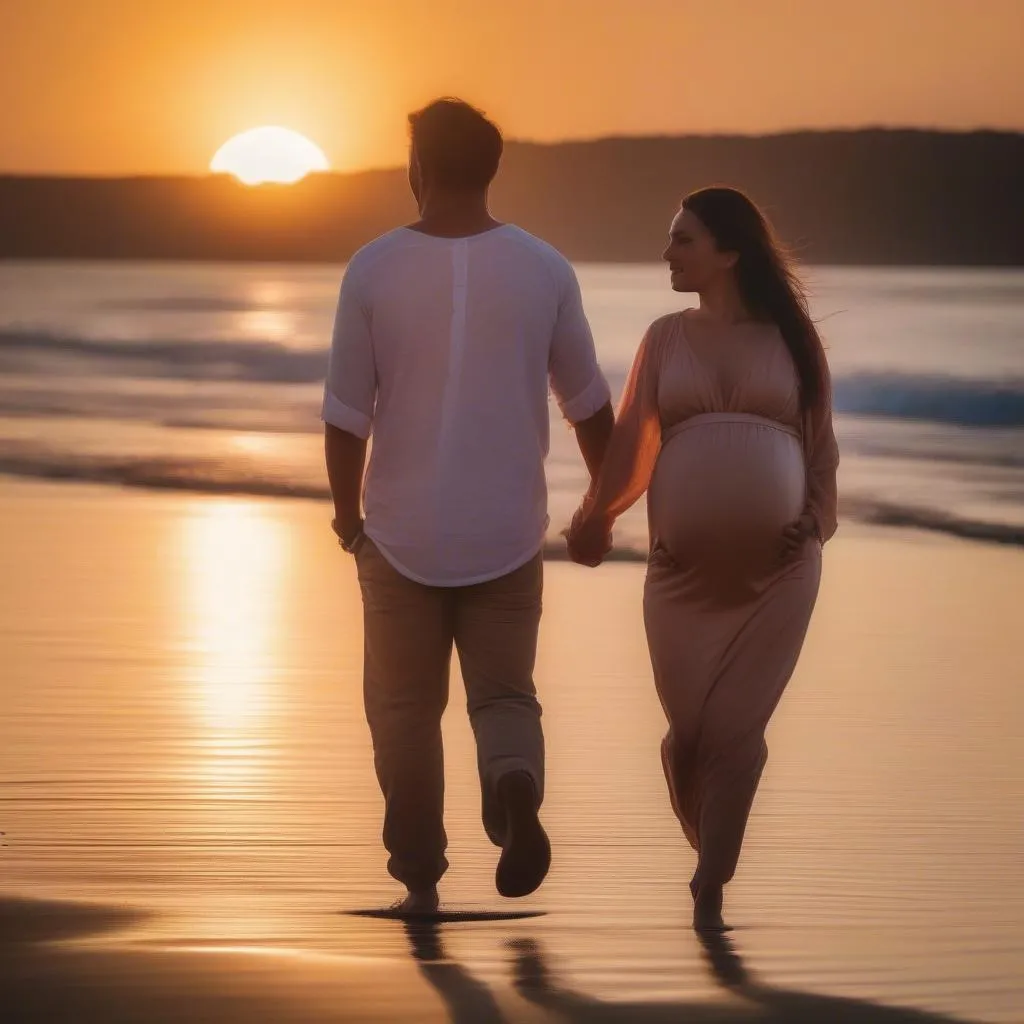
[409,189,502,239]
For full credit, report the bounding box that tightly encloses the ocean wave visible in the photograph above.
[0,330,328,384]
[833,374,1024,427]
[100,296,263,313]
[0,385,320,434]
[0,451,330,501]
[843,498,1024,547]
[4,329,1024,430]
[0,450,1021,549]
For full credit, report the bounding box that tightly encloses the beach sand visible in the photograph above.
[1,479,1022,1022]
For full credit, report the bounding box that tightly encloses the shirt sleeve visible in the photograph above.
[548,261,611,424]
[321,262,376,439]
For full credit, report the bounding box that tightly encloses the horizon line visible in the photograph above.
[2,124,1021,182]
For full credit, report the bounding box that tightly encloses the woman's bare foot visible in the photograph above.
[391,886,440,916]
[692,884,729,932]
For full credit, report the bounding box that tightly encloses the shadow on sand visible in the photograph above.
[0,895,400,1024]
[406,920,978,1024]
[0,895,979,1023]
[0,894,143,947]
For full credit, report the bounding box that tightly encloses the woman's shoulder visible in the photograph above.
[644,311,686,345]
[631,313,686,373]
[649,310,686,331]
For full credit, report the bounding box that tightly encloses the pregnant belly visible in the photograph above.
[648,417,806,583]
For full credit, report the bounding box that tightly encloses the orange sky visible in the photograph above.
[3,0,1023,176]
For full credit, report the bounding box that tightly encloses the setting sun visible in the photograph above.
[210,126,329,185]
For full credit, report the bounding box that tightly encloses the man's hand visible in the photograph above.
[565,505,613,567]
[325,423,368,550]
[331,517,366,554]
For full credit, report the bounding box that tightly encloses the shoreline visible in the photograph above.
[2,469,1022,552]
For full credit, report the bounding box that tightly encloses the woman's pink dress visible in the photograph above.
[592,311,839,888]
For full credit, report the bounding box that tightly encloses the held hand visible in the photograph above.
[780,511,817,558]
[565,506,613,567]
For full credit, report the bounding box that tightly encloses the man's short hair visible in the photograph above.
[408,98,503,190]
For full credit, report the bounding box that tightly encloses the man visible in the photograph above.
[323,98,614,914]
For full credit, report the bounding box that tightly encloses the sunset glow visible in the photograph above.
[210,127,329,185]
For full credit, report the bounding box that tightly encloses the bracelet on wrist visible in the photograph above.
[331,518,365,554]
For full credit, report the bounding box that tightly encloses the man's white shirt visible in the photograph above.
[322,224,610,586]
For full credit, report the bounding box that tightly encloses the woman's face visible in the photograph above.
[662,207,737,293]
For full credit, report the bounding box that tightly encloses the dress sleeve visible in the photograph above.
[587,318,666,520]
[803,369,840,543]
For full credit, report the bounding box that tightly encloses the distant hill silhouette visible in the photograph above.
[2,130,1022,264]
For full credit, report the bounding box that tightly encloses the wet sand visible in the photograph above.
[1,480,1022,1022]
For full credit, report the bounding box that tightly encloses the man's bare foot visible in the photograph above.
[693,884,729,932]
[391,887,440,917]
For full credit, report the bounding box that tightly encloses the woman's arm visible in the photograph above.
[567,320,666,564]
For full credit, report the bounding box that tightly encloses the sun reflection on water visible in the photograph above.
[238,307,293,341]
[181,500,288,790]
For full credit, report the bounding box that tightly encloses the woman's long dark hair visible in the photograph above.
[682,187,828,415]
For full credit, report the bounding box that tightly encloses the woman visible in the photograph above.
[567,187,839,931]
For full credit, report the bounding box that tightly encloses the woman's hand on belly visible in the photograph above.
[780,510,818,558]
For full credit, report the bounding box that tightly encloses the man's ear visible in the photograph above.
[408,146,423,203]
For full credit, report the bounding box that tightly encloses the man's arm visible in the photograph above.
[321,257,376,548]
[324,424,367,545]
[572,401,615,485]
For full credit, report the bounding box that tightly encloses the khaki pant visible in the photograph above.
[355,540,545,891]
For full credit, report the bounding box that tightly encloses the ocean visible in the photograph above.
[1,260,1022,550]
